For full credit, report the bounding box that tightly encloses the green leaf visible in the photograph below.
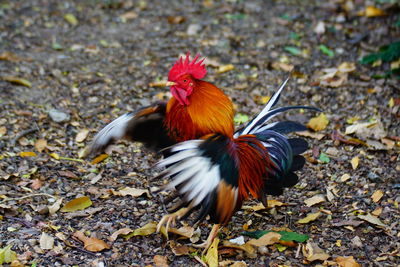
[275,243,287,252]
[318,45,334,57]
[225,13,247,20]
[290,32,300,40]
[284,46,301,56]
[319,152,330,163]
[64,13,78,26]
[280,14,292,21]
[242,230,309,243]
[360,41,400,64]
[234,113,249,124]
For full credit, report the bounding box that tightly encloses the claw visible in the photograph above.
[156,207,190,237]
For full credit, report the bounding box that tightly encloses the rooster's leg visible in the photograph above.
[193,224,220,252]
[156,207,190,236]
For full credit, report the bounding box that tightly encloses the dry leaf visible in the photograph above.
[168,225,194,239]
[64,13,78,25]
[307,113,329,132]
[296,130,325,140]
[61,196,92,212]
[48,198,63,215]
[357,213,386,228]
[0,51,23,62]
[338,62,356,73]
[169,241,190,256]
[91,154,109,164]
[2,76,32,87]
[120,11,138,20]
[109,228,134,242]
[304,195,325,207]
[75,129,89,143]
[204,237,219,267]
[247,232,281,247]
[115,187,149,198]
[335,256,361,267]
[131,222,157,237]
[345,120,387,140]
[0,126,6,137]
[364,6,386,17]
[371,190,383,203]
[372,207,382,216]
[230,262,248,267]
[149,81,170,87]
[153,255,168,267]
[217,64,235,74]
[39,232,54,250]
[31,179,42,190]
[351,156,359,170]
[73,231,110,252]
[19,151,37,157]
[302,241,330,262]
[340,173,351,182]
[35,139,47,152]
[297,212,321,224]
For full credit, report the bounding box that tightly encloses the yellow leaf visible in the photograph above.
[149,81,170,87]
[73,231,110,252]
[297,212,321,224]
[307,113,329,132]
[204,237,219,267]
[247,232,281,247]
[302,241,330,262]
[340,173,351,182]
[371,190,383,203]
[64,13,78,26]
[50,153,60,160]
[2,76,32,87]
[351,156,359,170]
[131,222,157,237]
[91,153,108,164]
[335,256,361,267]
[0,245,17,264]
[61,196,92,212]
[304,195,325,207]
[19,151,37,157]
[388,97,394,108]
[75,129,89,143]
[217,64,235,74]
[35,139,47,152]
[153,255,169,267]
[167,225,194,239]
[365,6,386,17]
[39,232,54,250]
[372,207,382,216]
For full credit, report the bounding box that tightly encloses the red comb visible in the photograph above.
[168,52,207,81]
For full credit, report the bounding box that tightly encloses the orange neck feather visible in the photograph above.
[165,80,234,142]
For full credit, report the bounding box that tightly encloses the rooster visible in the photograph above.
[88,53,319,249]
[155,78,320,249]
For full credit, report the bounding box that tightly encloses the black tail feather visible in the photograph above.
[288,138,308,155]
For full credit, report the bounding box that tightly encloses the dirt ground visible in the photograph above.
[0,0,399,266]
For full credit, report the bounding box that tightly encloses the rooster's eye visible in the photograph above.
[183,79,187,83]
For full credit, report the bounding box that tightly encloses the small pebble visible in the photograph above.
[48,109,70,123]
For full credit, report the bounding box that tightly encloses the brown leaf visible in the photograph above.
[296,130,325,140]
[109,228,134,242]
[168,225,194,239]
[169,241,190,256]
[371,190,383,203]
[31,179,43,190]
[114,187,149,198]
[0,126,6,137]
[61,196,92,212]
[58,170,79,179]
[35,139,47,153]
[0,51,23,62]
[247,232,281,247]
[302,241,330,262]
[153,255,169,267]
[167,16,186,24]
[335,256,361,267]
[73,231,110,252]
[120,11,138,20]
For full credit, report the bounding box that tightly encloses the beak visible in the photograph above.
[165,81,177,86]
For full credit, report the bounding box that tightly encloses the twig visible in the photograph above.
[59,156,85,163]
[295,244,301,258]
[1,193,57,202]
[194,255,208,267]
[11,128,38,145]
